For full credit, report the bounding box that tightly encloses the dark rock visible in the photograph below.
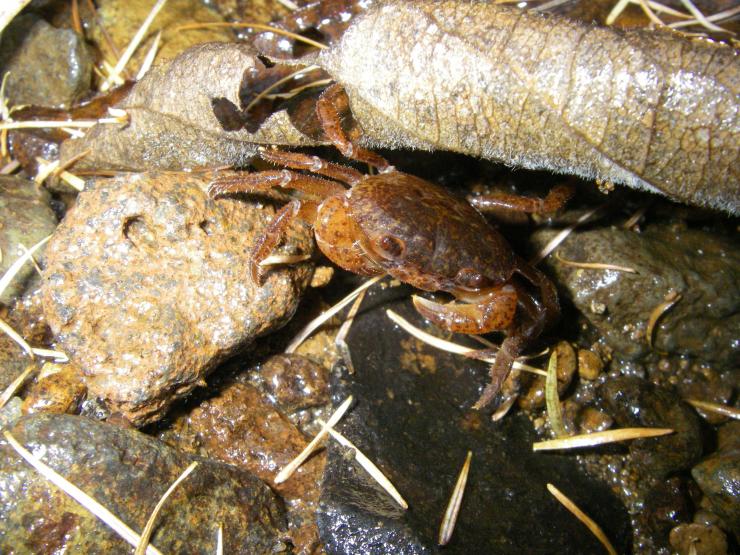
[0,15,92,108]
[41,172,313,425]
[0,413,287,553]
[0,176,57,306]
[599,377,703,479]
[158,381,324,554]
[533,224,740,365]
[669,523,728,555]
[21,363,86,415]
[318,285,631,554]
[255,353,330,414]
[692,421,740,536]
[640,477,695,549]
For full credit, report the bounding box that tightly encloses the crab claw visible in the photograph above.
[411,286,518,335]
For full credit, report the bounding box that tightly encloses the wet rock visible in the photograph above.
[577,348,604,380]
[159,381,324,554]
[639,477,695,549]
[0,176,58,306]
[669,523,728,555]
[41,172,313,425]
[21,363,86,415]
[577,406,613,433]
[0,413,287,553]
[0,397,22,430]
[599,377,703,479]
[0,15,92,108]
[318,285,631,554]
[0,334,35,393]
[255,353,330,414]
[692,421,740,536]
[533,224,740,365]
[675,370,734,425]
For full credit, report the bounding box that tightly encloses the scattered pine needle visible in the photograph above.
[0,159,20,174]
[136,30,162,81]
[317,419,408,510]
[545,351,567,438]
[554,252,637,274]
[547,483,617,555]
[3,431,165,555]
[0,235,50,298]
[533,427,674,451]
[30,347,69,362]
[102,0,169,91]
[438,451,472,546]
[285,276,382,353]
[670,5,740,30]
[530,206,604,265]
[385,309,547,376]
[134,461,199,555]
[264,78,333,101]
[276,0,299,10]
[244,65,323,114]
[174,22,328,51]
[334,287,368,374]
[646,292,682,349]
[490,394,518,422]
[275,396,353,484]
[0,316,34,358]
[679,0,727,32]
[216,524,223,555]
[686,399,740,420]
[258,253,312,267]
[0,363,36,409]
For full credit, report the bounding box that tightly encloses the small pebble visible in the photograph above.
[669,523,727,555]
[577,349,603,380]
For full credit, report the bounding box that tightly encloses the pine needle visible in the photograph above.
[554,252,637,273]
[646,292,682,349]
[533,428,674,451]
[438,451,472,546]
[530,206,604,265]
[174,22,328,50]
[547,483,617,555]
[686,399,740,420]
[0,363,36,409]
[545,351,567,437]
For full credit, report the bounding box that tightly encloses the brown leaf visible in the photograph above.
[60,42,322,172]
[319,1,739,213]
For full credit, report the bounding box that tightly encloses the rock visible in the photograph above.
[254,353,330,414]
[0,176,58,306]
[159,381,324,554]
[0,334,35,393]
[533,224,740,365]
[0,15,92,108]
[577,348,604,380]
[669,523,728,555]
[41,172,313,425]
[0,397,22,430]
[692,421,740,536]
[518,341,576,411]
[0,413,287,553]
[577,406,613,433]
[640,477,695,549]
[599,377,703,479]
[21,363,86,415]
[318,285,631,554]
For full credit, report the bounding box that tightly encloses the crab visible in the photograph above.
[210,84,572,409]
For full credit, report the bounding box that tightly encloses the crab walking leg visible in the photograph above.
[259,148,364,185]
[469,184,575,214]
[316,83,393,172]
[411,285,518,335]
[209,170,346,199]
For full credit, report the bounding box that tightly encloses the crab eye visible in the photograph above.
[455,268,489,289]
[376,235,405,259]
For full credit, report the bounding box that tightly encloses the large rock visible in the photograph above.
[0,413,287,553]
[42,172,313,425]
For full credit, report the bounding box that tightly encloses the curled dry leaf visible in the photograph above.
[317,1,739,213]
[60,42,321,171]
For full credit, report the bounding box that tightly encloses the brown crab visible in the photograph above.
[210,84,572,409]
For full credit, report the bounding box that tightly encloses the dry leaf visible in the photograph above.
[318,1,739,212]
[60,42,320,171]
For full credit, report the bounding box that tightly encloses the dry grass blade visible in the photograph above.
[533,428,674,451]
[136,30,162,81]
[244,65,322,114]
[134,461,199,555]
[3,431,164,555]
[686,399,740,420]
[265,78,334,101]
[216,524,223,555]
[175,22,328,50]
[554,252,637,273]
[669,5,740,29]
[30,347,69,362]
[547,483,617,555]
[275,396,353,484]
[646,292,682,349]
[317,419,408,509]
[334,287,368,374]
[530,206,604,265]
[0,0,32,34]
[102,0,169,91]
[438,451,472,546]
[679,0,727,32]
[276,0,299,10]
[0,111,128,131]
[0,235,51,298]
[385,309,547,376]
[545,351,567,438]
[0,316,34,358]
[0,363,36,409]
[285,276,382,353]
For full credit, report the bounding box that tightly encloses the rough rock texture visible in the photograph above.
[599,377,703,479]
[669,523,728,555]
[0,414,287,554]
[318,284,631,554]
[0,15,92,108]
[533,224,740,364]
[41,172,313,425]
[692,421,740,536]
[159,381,325,554]
[254,353,330,414]
[21,364,86,415]
[0,176,58,306]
